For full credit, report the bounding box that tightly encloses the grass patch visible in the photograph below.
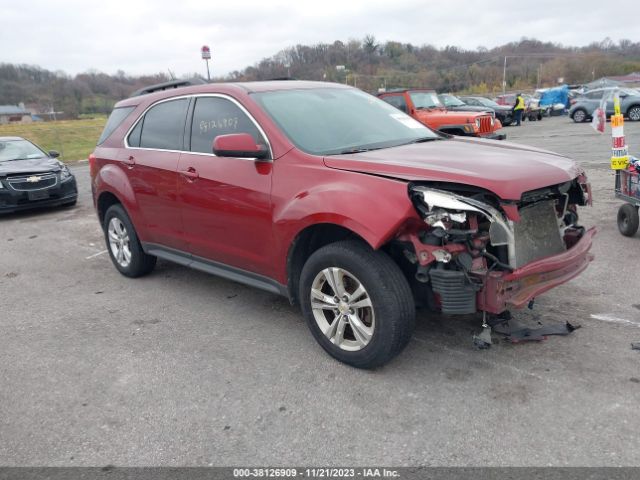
[0,117,107,163]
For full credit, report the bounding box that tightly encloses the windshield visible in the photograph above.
[253,88,439,155]
[0,139,47,162]
[475,97,500,108]
[439,94,465,107]
[409,91,443,109]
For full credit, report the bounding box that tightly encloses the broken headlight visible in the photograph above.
[411,187,513,246]
[59,163,72,181]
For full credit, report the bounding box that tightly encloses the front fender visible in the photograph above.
[272,173,420,281]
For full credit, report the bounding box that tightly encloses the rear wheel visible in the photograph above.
[103,204,156,277]
[618,203,639,237]
[572,109,587,123]
[299,240,415,369]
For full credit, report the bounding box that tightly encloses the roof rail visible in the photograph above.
[129,78,207,97]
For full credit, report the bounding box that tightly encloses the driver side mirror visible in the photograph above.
[212,133,269,160]
[48,150,60,158]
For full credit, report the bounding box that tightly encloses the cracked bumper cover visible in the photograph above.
[477,227,597,314]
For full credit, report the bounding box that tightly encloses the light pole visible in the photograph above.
[502,56,507,94]
[201,45,211,81]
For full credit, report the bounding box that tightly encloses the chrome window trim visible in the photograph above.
[123,93,273,161]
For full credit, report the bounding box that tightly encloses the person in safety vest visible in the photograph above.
[512,93,525,126]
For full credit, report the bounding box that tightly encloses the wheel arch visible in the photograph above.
[97,191,123,225]
[93,163,143,229]
[286,223,370,305]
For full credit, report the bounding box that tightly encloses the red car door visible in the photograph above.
[124,98,189,251]
[177,95,274,277]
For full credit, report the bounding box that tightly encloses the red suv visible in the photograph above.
[91,80,595,368]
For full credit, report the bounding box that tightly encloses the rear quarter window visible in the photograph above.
[98,106,135,145]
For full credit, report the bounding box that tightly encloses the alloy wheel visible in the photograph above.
[108,217,132,268]
[573,110,586,122]
[310,267,375,352]
[629,107,640,121]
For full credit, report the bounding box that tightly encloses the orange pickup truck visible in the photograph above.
[378,89,506,140]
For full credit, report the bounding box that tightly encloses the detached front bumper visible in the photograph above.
[477,227,597,314]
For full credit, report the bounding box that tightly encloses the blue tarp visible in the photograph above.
[539,85,569,107]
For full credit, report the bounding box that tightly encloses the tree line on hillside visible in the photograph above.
[0,64,169,118]
[229,36,640,94]
[2,37,639,119]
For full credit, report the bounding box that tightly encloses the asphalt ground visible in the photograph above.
[1,116,639,467]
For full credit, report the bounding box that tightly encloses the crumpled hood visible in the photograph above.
[323,137,582,201]
[0,157,61,176]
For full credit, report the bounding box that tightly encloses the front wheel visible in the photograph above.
[618,203,639,237]
[103,204,156,277]
[299,240,415,369]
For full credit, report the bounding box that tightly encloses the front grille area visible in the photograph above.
[511,200,565,268]
[478,115,493,134]
[7,173,57,191]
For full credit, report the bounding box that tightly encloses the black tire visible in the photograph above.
[103,204,156,277]
[502,116,513,126]
[617,203,639,237]
[572,109,588,123]
[299,240,415,369]
[627,105,640,122]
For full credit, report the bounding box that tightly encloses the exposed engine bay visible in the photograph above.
[395,177,592,315]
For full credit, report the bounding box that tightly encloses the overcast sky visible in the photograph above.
[1,0,637,78]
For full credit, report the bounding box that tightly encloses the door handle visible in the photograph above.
[123,155,135,168]
[179,167,199,180]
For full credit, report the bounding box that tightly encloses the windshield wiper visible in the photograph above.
[405,137,443,144]
[335,146,385,155]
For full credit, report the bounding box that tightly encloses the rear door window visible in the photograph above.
[139,99,189,151]
[585,91,603,100]
[189,97,266,154]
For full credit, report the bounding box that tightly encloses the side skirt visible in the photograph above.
[141,242,288,297]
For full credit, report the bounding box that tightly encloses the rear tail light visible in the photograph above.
[88,153,97,177]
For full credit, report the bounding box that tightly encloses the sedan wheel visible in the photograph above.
[572,109,587,123]
[628,106,640,122]
[108,217,132,268]
[310,267,375,351]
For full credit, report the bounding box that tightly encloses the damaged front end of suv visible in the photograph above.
[396,176,596,316]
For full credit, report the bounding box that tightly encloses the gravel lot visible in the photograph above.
[1,116,639,467]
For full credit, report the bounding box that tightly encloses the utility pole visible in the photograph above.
[502,56,507,94]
